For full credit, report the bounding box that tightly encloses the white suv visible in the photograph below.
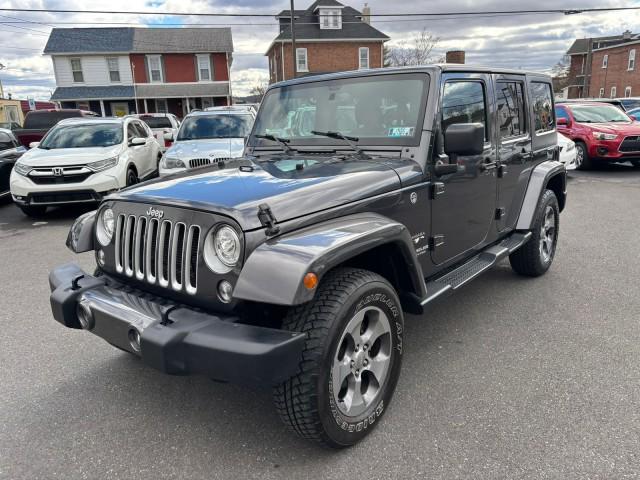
[159,106,255,176]
[10,116,161,217]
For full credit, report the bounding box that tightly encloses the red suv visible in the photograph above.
[555,102,640,169]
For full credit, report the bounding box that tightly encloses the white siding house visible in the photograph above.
[52,55,133,87]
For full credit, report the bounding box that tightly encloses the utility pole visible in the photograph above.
[0,63,5,99]
[290,0,297,79]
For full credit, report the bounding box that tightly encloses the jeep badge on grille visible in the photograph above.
[146,207,164,219]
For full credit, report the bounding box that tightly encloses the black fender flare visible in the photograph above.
[233,213,427,307]
[516,160,566,230]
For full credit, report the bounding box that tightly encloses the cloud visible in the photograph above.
[1,0,640,100]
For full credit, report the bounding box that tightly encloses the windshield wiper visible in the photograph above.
[311,130,370,158]
[254,134,295,154]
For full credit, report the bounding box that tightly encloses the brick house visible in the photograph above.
[44,28,233,117]
[266,0,389,83]
[566,31,640,99]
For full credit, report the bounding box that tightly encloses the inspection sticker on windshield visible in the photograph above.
[388,127,414,137]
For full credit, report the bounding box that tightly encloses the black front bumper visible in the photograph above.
[49,263,306,386]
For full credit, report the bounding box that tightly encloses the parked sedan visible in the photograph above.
[558,133,577,170]
[0,128,27,201]
[556,102,640,169]
[10,117,160,217]
[159,107,255,176]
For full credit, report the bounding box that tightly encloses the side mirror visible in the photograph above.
[130,137,146,146]
[444,123,484,156]
[163,132,174,141]
[29,141,40,149]
[557,117,570,127]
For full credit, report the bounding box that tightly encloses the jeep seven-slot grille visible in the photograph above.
[115,214,200,294]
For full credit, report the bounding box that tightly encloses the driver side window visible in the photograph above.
[442,81,488,141]
[127,123,138,140]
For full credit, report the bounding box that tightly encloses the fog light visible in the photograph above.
[218,280,233,303]
[76,300,94,330]
[128,329,141,353]
[97,249,105,267]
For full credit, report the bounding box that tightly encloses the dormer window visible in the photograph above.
[319,8,342,29]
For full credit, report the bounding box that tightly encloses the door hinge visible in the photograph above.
[495,207,506,220]
[431,182,445,199]
[429,235,445,249]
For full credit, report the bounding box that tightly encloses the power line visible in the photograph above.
[0,6,639,17]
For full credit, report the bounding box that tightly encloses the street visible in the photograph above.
[1,165,639,479]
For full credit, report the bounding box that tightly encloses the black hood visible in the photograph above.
[113,155,415,231]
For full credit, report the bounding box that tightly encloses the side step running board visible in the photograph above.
[420,232,532,306]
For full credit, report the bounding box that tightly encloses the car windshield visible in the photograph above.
[621,99,640,110]
[177,114,253,140]
[39,123,123,149]
[140,116,172,129]
[252,73,428,146]
[570,105,631,123]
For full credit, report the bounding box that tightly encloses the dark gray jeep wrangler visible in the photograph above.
[50,65,566,448]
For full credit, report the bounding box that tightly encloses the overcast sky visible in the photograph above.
[1,0,639,100]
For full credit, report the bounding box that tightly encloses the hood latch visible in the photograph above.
[258,203,280,236]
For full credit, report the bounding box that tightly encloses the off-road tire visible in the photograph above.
[18,205,47,217]
[273,268,404,448]
[575,141,593,170]
[509,189,559,277]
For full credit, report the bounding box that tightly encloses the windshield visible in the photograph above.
[40,123,123,149]
[252,73,429,146]
[177,114,253,140]
[571,105,631,123]
[621,99,640,110]
[140,116,172,129]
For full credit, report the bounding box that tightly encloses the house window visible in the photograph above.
[599,88,604,98]
[625,86,632,98]
[629,49,636,70]
[70,58,83,83]
[610,86,617,98]
[107,57,120,82]
[359,47,369,69]
[155,99,168,113]
[580,56,585,75]
[147,55,163,83]
[319,8,341,29]
[296,48,308,72]
[196,54,211,81]
[602,54,608,69]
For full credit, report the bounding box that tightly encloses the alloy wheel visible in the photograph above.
[539,205,556,263]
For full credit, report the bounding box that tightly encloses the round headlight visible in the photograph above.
[203,224,241,273]
[214,225,241,266]
[96,208,115,246]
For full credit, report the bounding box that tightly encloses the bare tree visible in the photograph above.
[389,29,441,67]
[250,83,268,101]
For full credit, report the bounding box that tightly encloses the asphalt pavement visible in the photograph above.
[1,165,639,479]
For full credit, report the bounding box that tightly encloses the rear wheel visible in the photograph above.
[18,205,47,218]
[509,189,559,277]
[574,141,592,170]
[273,268,404,448]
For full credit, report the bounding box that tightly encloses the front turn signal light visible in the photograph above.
[303,272,318,290]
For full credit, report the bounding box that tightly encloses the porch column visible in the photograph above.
[185,97,191,114]
[99,100,105,117]
[143,98,148,113]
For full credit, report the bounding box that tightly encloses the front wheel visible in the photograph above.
[273,268,404,448]
[126,167,138,187]
[574,141,594,170]
[509,189,559,277]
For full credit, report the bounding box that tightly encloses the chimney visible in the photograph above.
[362,3,371,24]
[623,30,632,40]
[446,50,465,64]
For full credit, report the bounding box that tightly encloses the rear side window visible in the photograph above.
[442,81,488,140]
[530,82,555,134]
[496,81,526,138]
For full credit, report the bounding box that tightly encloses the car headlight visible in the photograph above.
[13,161,32,176]
[160,156,185,169]
[88,156,119,172]
[203,224,241,273]
[96,207,115,246]
[592,132,618,141]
